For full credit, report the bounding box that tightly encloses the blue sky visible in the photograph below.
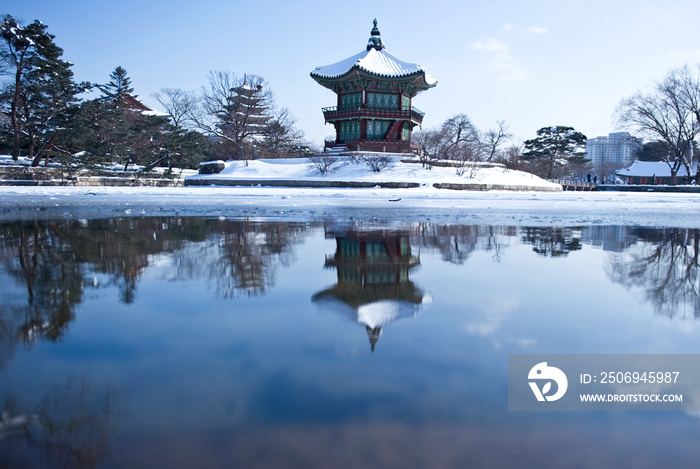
[6,0,700,147]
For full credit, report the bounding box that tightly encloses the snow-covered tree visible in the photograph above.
[0,15,82,161]
[522,126,587,179]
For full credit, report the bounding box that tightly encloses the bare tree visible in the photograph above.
[496,143,524,170]
[260,107,306,158]
[412,128,444,169]
[440,114,482,162]
[309,153,339,174]
[363,155,393,172]
[617,66,700,182]
[482,120,512,162]
[152,88,197,130]
[188,72,274,154]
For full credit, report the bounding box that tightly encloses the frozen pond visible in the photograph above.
[2,216,700,468]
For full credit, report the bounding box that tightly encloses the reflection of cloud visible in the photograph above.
[516,338,537,349]
[465,299,518,336]
[117,419,700,467]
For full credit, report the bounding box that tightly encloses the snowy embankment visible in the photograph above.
[1,185,700,228]
[184,157,562,191]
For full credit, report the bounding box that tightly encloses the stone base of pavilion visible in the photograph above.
[321,149,415,159]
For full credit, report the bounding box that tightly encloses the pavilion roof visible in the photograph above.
[310,20,436,91]
[312,47,435,82]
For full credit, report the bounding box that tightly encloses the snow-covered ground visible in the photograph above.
[1,184,700,228]
[185,157,561,190]
[1,156,698,227]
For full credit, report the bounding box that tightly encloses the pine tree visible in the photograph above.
[522,126,588,179]
[99,66,134,105]
[63,67,211,171]
[1,15,81,160]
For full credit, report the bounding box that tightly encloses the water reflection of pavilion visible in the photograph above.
[312,227,430,351]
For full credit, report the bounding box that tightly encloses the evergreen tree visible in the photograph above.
[635,140,673,162]
[62,66,211,171]
[99,66,134,105]
[522,126,588,179]
[0,15,81,161]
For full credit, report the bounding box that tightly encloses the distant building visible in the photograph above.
[119,94,168,117]
[585,132,641,180]
[616,160,698,185]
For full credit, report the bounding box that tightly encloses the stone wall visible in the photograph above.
[0,167,185,187]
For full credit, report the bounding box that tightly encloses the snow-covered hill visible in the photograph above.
[185,157,561,191]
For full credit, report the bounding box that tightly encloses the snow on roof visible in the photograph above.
[617,161,698,178]
[141,109,169,117]
[312,47,436,83]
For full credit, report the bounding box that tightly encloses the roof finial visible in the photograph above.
[367,18,385,51]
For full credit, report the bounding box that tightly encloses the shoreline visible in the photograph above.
[0,185,699,228]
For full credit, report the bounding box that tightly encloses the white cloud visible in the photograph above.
[471,37,510,53]
[524,26,549,34]
[492,62,530,82]
[472,35,531,83]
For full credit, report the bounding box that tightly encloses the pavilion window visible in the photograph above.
[339,120,361,142]
[340,93,361,109]
[366,119,390,139]
[367,93,399,109]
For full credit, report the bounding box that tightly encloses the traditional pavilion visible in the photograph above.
[310,19,437,154]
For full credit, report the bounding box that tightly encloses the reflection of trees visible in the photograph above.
[210,221,307,298]
[165,220,309,298]
[63,218,201,304]
[0,218,199,354]
[412,225,515,264]
[607,228,700,318]
[1,376,119,469]
[0,218,310,368]
[521,227,582,257]
[0,221,86,369]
